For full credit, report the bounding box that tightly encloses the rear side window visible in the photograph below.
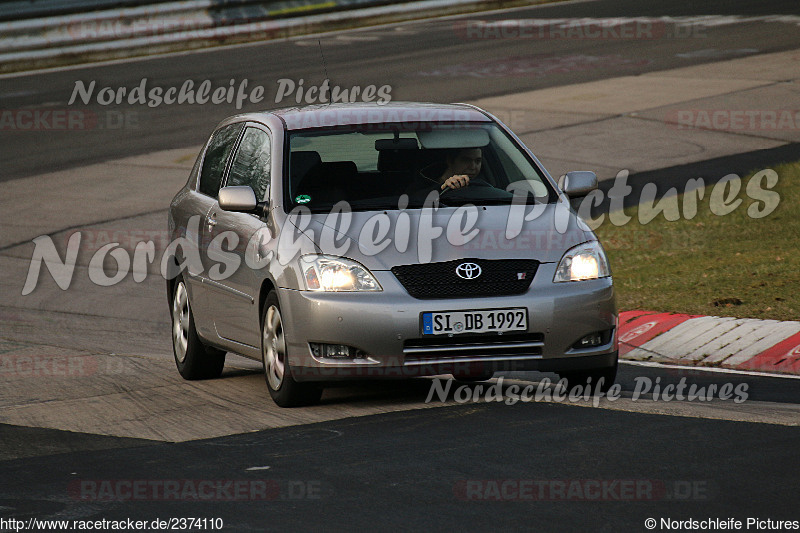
[198,123,244,197]
[226,127,271,200]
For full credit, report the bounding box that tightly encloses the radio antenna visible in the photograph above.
[318,39,331,106]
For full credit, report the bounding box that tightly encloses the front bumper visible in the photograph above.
[279,263,617,381]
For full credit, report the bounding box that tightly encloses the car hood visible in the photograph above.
[296,202,595,270]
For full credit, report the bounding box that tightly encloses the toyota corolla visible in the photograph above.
[166,102,617,407]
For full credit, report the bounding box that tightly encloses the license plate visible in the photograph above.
[422,308,527,335]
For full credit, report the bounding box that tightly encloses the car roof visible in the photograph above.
[263,102,492,131]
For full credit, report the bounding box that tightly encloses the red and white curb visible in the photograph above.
[618,310,800,376]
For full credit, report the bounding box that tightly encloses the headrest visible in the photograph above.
[290,151,322,181]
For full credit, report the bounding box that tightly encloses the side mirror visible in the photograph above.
[558,171,598,198]
[219,186,257,211]
[218,186,268,216]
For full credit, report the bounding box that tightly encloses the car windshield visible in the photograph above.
[286,122,555,212]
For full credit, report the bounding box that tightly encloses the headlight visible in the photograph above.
[553,241,611,282]
[300,255,382,292]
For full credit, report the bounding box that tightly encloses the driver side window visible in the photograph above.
[226,127,271,200]
[198,123,244,198]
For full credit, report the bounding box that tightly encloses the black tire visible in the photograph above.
[559,360,618,394]
[171,279,226,380]
[261,292,323,407]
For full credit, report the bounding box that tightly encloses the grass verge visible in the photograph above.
[593,161,799,321]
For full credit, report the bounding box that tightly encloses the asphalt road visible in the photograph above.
[1,0,800,530]
[1,363,799,532]
[2,0,800,181]
[0,364,798,530]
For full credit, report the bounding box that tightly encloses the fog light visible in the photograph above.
[573,332,606,349]
[310,343,363,359]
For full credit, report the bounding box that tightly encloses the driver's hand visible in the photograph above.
[441,174,470,190]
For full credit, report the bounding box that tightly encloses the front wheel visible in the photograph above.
[171,279,226,380]
[262,292,322,407]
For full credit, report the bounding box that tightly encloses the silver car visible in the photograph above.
[167,102,617,407]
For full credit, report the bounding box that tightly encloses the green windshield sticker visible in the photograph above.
[295,194,311,204]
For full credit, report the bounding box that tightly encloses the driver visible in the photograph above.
[407,147,485,198]
[438,147,483,191]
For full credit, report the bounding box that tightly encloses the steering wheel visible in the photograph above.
[438,183,457,198]
[439,176,495,197]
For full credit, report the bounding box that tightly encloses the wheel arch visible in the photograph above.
[166,255,181,310]
[258,278,277,325]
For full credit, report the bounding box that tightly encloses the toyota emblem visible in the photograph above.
[455,262,482,280]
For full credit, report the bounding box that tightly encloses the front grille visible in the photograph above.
[403,332,544,362]
[391,259,538,299]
